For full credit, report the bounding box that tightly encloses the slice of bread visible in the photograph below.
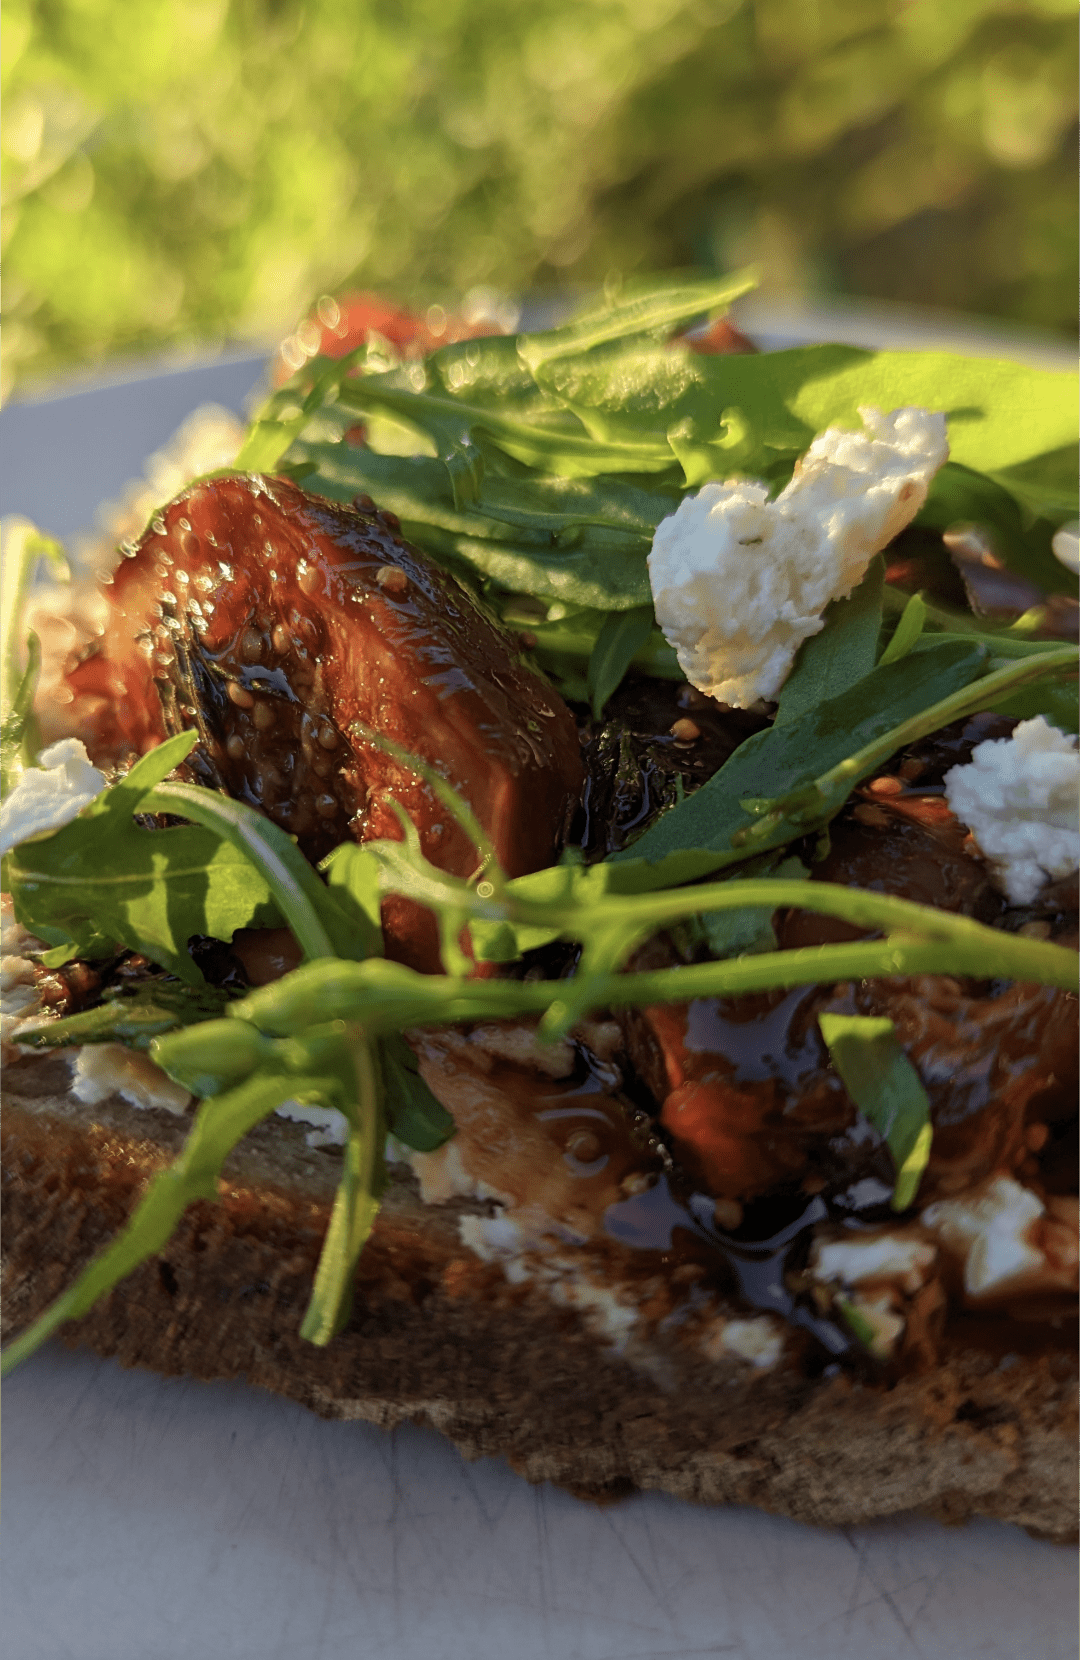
[3,1050,1076,1541]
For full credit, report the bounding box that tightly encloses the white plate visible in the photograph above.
[1,340,1076,1660]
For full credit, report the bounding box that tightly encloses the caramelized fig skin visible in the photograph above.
[67,474,584,967]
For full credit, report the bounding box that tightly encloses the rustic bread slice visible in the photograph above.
[3,1051,1076,1541]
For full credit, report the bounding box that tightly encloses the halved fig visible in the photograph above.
[66,473,584,968]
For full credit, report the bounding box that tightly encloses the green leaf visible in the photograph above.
[586,604,655,717]
[615,640,989,873]
[877,591,927,667]
[517,270,758,371]
[988,677,1078,735]
[381,1032,455,1151]
[774,557,884,726]
[318,841,385,946]
[783,350,1077,480]
[525,343,1076,501]
[835,1296,879,1352]
[523,606,682,677]
[236,347,367,473]
[339,376,674,494]
[694,855,810,959]
[13,981,230,1053]
[431,530,653,610]
[0,1070,339,1375]
[991,445,1079,524]
[139,779,372,963]
[818,1013,933,1212]
[6,736,284,981]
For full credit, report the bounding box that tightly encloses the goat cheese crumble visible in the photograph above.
[71,1042,193,1116]
[943,716,1080,903]
[648,406,949,706]
[274,1099,350,1148]
[0,738,108,857]
[811,1232,937,1296]
[920,1176,1073,1301]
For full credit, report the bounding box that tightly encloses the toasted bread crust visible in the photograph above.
[3,1054,1077,1540]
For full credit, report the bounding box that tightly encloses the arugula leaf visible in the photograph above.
[517,270,758,372]
[16,853,1069,1373]
[615,640,989,872]
[818,1014,933,1212]
[691,855,810,960]
[380,1032,455,1152]
[338,378,674,497]
[877,591,927,668]
[139,779,374,963]
[737,644,1078,851]
[522,606,682,679]
[992,444,1078,523]
[289,436,668,543]
[774,557,884,726]
[150,1016,275,1096]
[13,981,230,1052]
[235,345,367,474]
[586,605,656,717]
[524,342,1077,502]
[783,350,1076,481]
[5,735,283,980]
[835,1296,881,1353]
[443,532,653,610]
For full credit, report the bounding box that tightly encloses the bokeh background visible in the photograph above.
[2,0,1076,400]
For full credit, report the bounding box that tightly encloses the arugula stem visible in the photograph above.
[1,525,68,718]
[601,933,1076,1006]
[506,877,983,943]
[803,645,1078,807]
[300,1030,384,1344]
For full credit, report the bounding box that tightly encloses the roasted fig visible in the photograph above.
[66,473,584,968]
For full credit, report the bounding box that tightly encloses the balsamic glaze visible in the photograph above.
[603,1175,853,1359]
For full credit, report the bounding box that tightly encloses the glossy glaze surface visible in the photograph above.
[66,474,584,967]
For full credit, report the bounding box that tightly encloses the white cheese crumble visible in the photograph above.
[274,1099,349,1148]
[406,1137,512,1205]
[811,1232,937,1296]
[707,1315,785,1370]
[461,1213,786,1368]
[0,738,108,857]
[943,716,1080,903]
[922,1176,1049,1300]
[648,406,949,707]
[0,952,45,1060]
[71,1043,193,1116]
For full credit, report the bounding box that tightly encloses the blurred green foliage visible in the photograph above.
[2,0,1076,397]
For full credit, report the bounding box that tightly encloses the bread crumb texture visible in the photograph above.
[3,1072,1076,1540]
